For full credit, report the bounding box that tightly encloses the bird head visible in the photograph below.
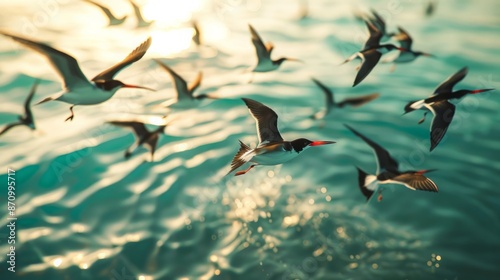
[291,138,335,153]
[96,80,155,93]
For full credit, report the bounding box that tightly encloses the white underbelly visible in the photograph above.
[58,88,114,105]
[253,61,277,72]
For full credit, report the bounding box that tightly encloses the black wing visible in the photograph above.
[393,26,413,50]
[362,20,382,51]
[108,120,149,139]
[0,122,23,136]
[353,49,382,87]
[311,78,335,106]
[344,124,399,174]
[425,101,455,151]
[23,79,39,120]
[249,24,271,62]
[242,98,283,144]
[433,67,468,95]
[92,37,152,81]
[337,93,380,108]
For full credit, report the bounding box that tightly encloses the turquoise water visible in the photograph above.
[1,0,499,279]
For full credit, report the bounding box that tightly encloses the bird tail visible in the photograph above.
[356,167,377,201]
[226,140,252,176]
[35,96,54,106]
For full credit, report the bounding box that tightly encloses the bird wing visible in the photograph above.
[188,71,203,94]
[369,9,387,35]
[24,79,39,119]
[192,21,201,45]
[311,78,335,106]
[390,173,439,192]
[433,67,468,95]
[425,101,455,152]
[249,24,271,62]
[108,120,149,139]
[353,50,382,87]
[129,0,146,22]
[83,0,119,21]
[242,98,283,144]
[344,124,399,174]
[92,37,152,81]
[337,93,380,108]
[393,26,413,50]
[154,59,191,100]
[362,20,382,51]
[0,122,23,136]
[0,31,91,90]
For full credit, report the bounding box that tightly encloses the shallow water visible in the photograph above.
[0,0,499,279]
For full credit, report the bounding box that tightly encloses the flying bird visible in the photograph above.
[342,20,405,86]
[128,0,154,28]
[0,79,39,136]
[0,31,154,121]
[191,20,202,46]
[154,59,215,109]
[384,26,434,68]
[365,9,395,42]
[344,124,439,201]
[404,67,494,151]
[83,0,127,26]
[107,118,171,160]
[310,78,379,119]
[227,98,335,176]
[247,24,301,79]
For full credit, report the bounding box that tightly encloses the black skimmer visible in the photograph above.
[385,26,433,66]
[107,119,170,160]
[128,0,154,28]
[0,79,39,136]
[191,20,202,46]
[83,0,127,26]
[227,98,335,176]
[154,59,215,108]
[404,67,494,151]
[342,20,405,87]
[366,9,395,42]
[248,24,301,76]
[310,78,379,119]
[344,124,439,201]
[0,31,154,121]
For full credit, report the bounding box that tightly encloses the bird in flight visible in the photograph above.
[227,98,335,176]
[0,79,39,137]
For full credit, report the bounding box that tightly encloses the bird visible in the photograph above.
[344,124,439,202]
[247,24,301,79]
[0,31,154,122]
[425,0,437,17]
[341,20,405,87]
[83,0,127,26]
[154,59,215,109]
[0,79,39,136]
[107,118,171,160]
[227,98,335,176]
[128,0,154,28]
[404,67,494,151]
[384,26,434,67]
[310,78,380,119]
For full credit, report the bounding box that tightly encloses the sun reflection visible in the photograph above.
[142,0,204,25]
[150,29,194,56]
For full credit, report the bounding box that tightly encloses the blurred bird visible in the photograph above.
[365,9,395,41]
[384,26,434,70]
[83,0,127,26]
[0,31,154,121]
[154,59,215,109]
[108,118,171,160]
[404,67,494,151]
[345,124,439,202]
[191,20,202,46]
[0,79,39,136]
[247,24,301,81]
[310,78,379,119]
[342,20,405,86]
[227,98,335,176]
[128,0,154,28]
[425,0,437,17]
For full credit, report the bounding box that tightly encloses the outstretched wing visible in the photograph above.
[108,120,149,139]
[0,30,90,90]
[249,24,271,62]
[242,98,283,144]
[345,124,399,174]
[92,37,152,81]
[393,26,413,50]
[337,93,380,108]
[390,173,439,192]
[433,67,468,95]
